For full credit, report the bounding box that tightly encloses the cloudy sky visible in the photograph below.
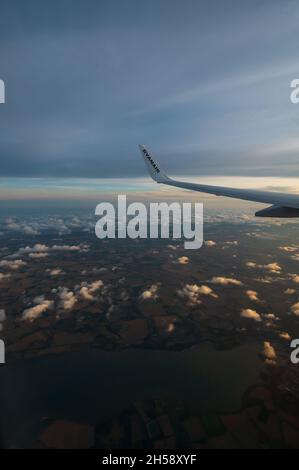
[1,0,299,178]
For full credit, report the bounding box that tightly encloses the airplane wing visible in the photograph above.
[139,144,299,217]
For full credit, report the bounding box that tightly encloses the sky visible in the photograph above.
[0,0,299,179]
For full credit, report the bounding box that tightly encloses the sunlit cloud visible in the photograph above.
[240,308,261,322]
[139,284,159,301]
[211,276,242,286]
[262,341,277,364]
[22,297,54,322]
[246,290,260,302]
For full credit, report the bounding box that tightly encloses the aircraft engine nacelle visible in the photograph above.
[255,205,299,217]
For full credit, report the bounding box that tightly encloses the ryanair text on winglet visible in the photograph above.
[0,79,5,104]
[142,148,160,173]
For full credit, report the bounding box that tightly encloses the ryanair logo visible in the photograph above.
[142,148,160,173]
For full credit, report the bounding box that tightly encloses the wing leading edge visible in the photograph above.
[138,144,299,217]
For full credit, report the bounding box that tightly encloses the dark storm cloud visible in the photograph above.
[0,0,299,177]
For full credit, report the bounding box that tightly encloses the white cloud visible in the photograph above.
[264,313,278,321]
[24,280,106,316]
[240,308,262,322]
[197,285,217,296]
[279,246,298,253]
[279,332,291,341]
[88,280,104,292]
[177,284,201,306]
[284,288,295,294]
[140,284,159,301]
[177,256,190,265]
[222,241,239,250]
[6,221,19,230]
[52,244,89,252]
[29,252,48,259]
[253,277,272,284]
[246,290,260,302]
[77,280,104,301]
[246,261,257,268]
[22,298,54,322]
[11,243,89,258]
[205,240,216,246]
[264,263,282,273]
[79,287,95,301]
[58,287,77,310]
[211,276,243,286]
[177,283,217,306]
[47,268,63,276]
[291,301,299,316]
[120,289,129,302]
[245,261,281,273]
[4,219,40,235]
[19,243,48,254]
[23,226,39,236]
[0,259,26,269]
[263,341,277,363]
[167,244,178,251]
[33,295,46,304]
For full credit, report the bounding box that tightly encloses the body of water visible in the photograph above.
[0,341,263,448]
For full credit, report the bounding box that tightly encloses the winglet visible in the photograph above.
[138,145,170,183]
